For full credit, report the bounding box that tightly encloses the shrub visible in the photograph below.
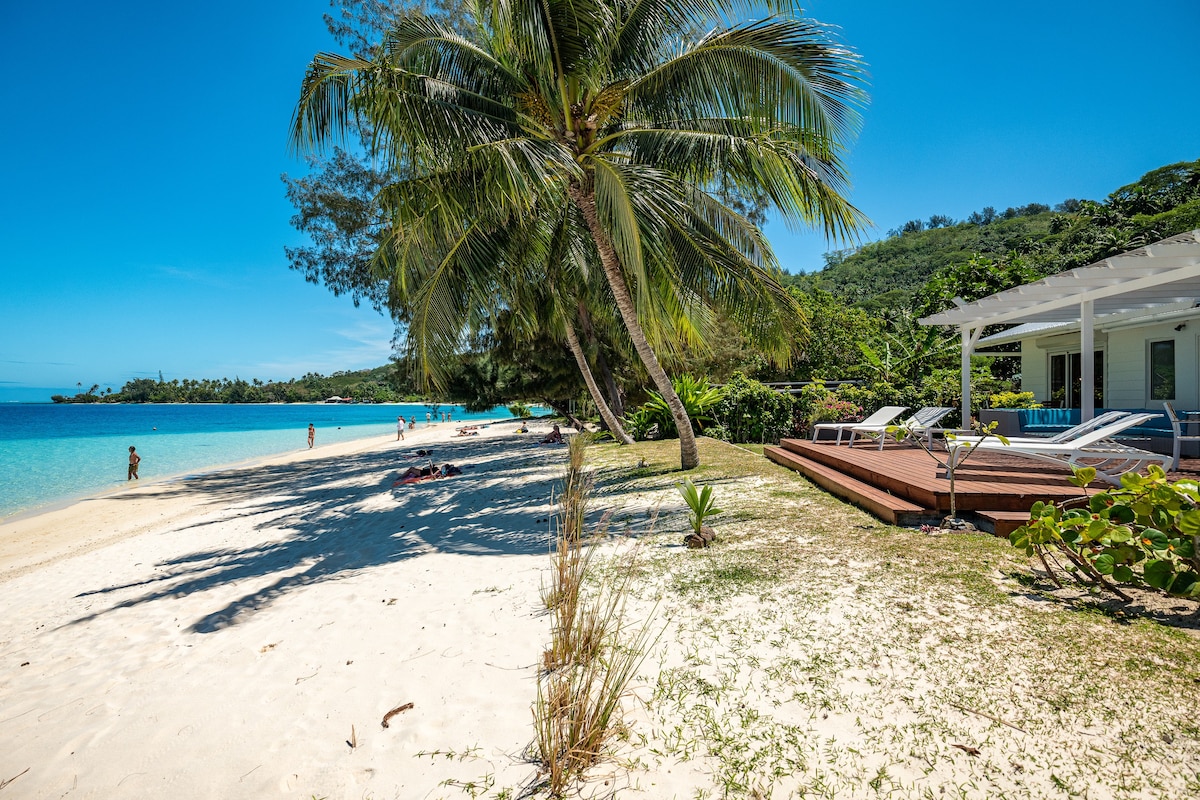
[623,407,658,441]
[988,390,1040,409]
[712,372,797,443]
[1011,466,1200,600]
[507,401,533,419]
[635,374,726,439]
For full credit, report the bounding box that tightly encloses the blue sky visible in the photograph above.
[1,1,1197,402]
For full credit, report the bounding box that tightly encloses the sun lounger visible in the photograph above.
[848,406,954,450]
[950,410,1131,446]
[811,406,908,445]
[947,413,1170,485]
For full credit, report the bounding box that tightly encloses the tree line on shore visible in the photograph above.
[50,368,419,405]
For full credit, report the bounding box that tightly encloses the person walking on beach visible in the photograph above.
[397,416,405,441]
[307,423,315,449]
[127,446,141,480]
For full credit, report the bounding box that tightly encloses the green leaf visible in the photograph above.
[1120,471,1145,490]
[1113,565,1135,583]
[1072,466,1097,487]
[1178,509,1200,536]
[1107,527,1132,544]
[1093,553,1116,575]
[1109,505,1135,525]
[1144,559,1174,590]
[1141,529,1170,551]
[1171,571,1199,595]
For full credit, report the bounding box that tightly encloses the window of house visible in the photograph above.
[1150,340,1176,400]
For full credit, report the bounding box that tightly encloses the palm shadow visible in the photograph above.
[68,436,570,633]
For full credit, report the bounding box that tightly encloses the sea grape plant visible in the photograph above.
[1011,465,1200,600]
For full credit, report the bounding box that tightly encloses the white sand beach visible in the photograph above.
[0,420,564,798]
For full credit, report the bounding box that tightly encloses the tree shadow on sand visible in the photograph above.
[68,437,571,634]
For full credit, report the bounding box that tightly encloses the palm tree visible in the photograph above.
[293,0,867,469]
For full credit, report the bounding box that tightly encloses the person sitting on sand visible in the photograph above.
[516,421,529,433]
[439,463,463,477]
[540,424,563,444]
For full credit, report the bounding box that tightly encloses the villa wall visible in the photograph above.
[1018,313,1200,411]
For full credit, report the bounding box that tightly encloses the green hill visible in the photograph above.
[785,159,1200,315]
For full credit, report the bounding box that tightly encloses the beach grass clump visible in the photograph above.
[533,436,657,796]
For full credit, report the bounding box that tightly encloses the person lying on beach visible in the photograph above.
[397,463,437,480]
[540,424,564,444]
[456,426,480,436]
[392,462,463,486]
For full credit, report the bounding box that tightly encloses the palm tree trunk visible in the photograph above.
[563,318,634,444]
[570,187,700,469]
[576,301,624,417]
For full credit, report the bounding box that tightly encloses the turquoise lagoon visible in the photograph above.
[0,402,505,520]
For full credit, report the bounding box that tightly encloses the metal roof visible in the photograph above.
[918,229,1200,328]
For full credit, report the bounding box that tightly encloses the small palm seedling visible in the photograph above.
[677,478,723,547]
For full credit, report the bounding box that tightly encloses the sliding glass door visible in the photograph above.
[1049,351,1104,408]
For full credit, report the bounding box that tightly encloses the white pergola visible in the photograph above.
[919,229,1200,421]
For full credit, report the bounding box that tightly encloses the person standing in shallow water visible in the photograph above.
[127,446,141,480]
[307,424,315,449]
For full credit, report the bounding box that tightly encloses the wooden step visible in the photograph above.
[764,445,928,525]
[974,510,1032,537]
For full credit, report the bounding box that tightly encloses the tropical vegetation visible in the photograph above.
[282,4,1200,448]
[290,0,870,468]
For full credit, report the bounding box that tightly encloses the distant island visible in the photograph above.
[51,367,422,405]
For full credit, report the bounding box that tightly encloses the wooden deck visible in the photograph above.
[763,437,1192,532]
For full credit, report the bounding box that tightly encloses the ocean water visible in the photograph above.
[0,403,506,520]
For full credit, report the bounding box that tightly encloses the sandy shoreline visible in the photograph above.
[0,418,564,798]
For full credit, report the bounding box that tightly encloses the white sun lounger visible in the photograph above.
[947,412,1170,485]
[950,410,1131,446]
[811,406,908,445]
[848,406,954,450]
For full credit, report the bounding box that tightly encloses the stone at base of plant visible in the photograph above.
[684,525,717,548]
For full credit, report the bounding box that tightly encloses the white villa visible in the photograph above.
[919,229,1200,418]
